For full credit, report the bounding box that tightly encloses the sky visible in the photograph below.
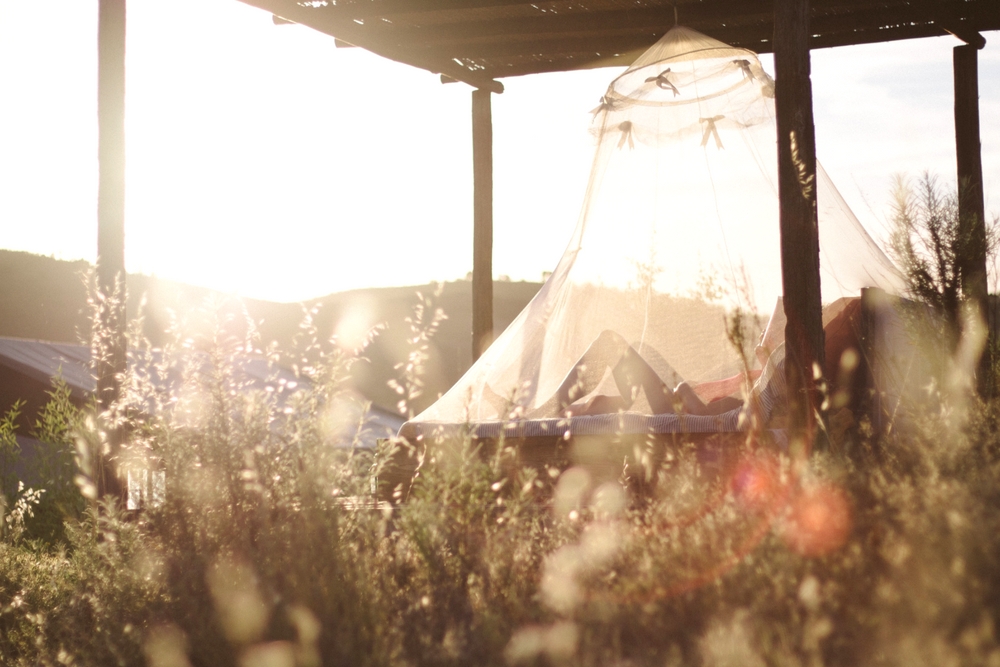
[0,0,998,303]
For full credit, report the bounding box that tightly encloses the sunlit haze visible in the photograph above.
[1,0,997,302]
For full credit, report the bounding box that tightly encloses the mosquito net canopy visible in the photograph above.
[404,26,902,434]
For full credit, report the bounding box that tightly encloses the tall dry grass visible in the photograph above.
[3,232,1000,665]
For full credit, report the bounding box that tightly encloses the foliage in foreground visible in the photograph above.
[4,279,1000,665]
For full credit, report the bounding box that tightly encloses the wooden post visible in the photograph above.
[773,0,825,449]
[97,0,127,500]
[472,88,494,360]
[954,42,989,394]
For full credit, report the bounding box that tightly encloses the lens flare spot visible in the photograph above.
[553,466,591,518]
[143,624,192,667]
[239,641,294,667]
[731,455,781,511]
[505,622,579,665]
[207,558,270,645]
[783,483,852,557]
[591,481,626,517]
[334,299,377,353]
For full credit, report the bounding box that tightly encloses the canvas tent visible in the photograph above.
[400,26,904,441]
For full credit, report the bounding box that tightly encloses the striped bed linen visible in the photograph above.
[399,355,787,442]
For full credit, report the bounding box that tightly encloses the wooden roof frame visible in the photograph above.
[238,0,998,91]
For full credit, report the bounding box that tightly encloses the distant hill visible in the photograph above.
[0,250,542,414]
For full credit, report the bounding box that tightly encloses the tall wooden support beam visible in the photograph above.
[472,88,494,360]
[97,0,127,499]
[773,0,825,446]
[954,42,989,393]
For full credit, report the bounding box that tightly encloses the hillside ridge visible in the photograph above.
[0,250,542,413]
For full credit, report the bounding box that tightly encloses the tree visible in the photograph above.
[887,172,997,350]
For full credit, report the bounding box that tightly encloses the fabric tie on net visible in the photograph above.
[644,69,680,96]
[734,59,756,81]
[617,121,635,150]
[590,95,616,118]
[700,115,725,149]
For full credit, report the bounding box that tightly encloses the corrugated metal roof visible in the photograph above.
[0,337,403,449]
[0,338,95,399]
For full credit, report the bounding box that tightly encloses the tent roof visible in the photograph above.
[236,0,998,91]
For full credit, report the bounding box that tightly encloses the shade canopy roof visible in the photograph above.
[237,0,997,91]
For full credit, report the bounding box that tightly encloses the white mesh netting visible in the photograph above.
[403,26,903,434]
